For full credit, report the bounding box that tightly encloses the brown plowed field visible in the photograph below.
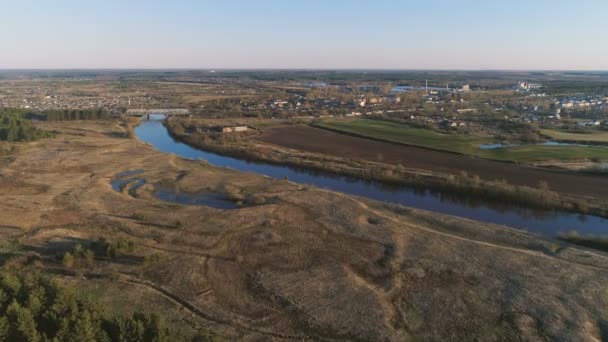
[257,125,608,199]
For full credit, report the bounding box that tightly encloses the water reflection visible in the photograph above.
[111,170,238,209]
[134,115,608,237]
[480,141,608,150]
[154,187,239,209]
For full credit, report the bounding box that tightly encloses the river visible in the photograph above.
[134,115,608,237]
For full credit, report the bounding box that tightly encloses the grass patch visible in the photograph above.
[540,128,608,143]
[313,118,492,155]
[480,144,608,163]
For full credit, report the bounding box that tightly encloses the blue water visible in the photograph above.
[111,170,239,209]
[479,143,518,150]
[480,141,608,150]
[111,177,139,192]
[134,115,608,237]
[155,188,240,209]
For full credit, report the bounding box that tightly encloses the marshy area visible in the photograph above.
[1,118,608,340]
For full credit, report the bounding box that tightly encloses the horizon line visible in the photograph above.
[1,68,608,73]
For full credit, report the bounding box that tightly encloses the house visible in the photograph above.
[273,100,289,107]
[221,126,249,133]
[560,102,574,109]
[209,125,250,133]
[457,108,477,113]
[516,82,542,91]
[576,121,601,127]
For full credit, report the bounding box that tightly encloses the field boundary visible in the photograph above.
[309,121,520,162]
[311,121,608,171]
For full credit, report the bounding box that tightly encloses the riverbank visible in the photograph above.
[3,119,608,340]
[259,124,608,198]
[166,118,608,219]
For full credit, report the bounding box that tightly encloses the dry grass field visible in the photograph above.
[2,120,608,340]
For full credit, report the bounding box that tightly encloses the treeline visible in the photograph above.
[544,81,608,95]
[25,109,112,121]
[0,270,172,341]
[365,115,437,131]
[476,116,542,142]
[0,109,51,142]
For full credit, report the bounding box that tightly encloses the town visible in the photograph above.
[3,72,606,136]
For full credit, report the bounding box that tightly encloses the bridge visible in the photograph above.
[126,108,190,118]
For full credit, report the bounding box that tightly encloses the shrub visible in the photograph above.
[61,244,100,268]
[94,238,135,258]
[62,252,75,268]
[248,194,266,205]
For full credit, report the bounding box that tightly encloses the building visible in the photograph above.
[208,125,249,133]
[221,126,249,133]
[577,121,601,127]
[516,82,542,91]
[457,108,477,113]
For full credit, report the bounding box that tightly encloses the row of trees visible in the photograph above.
[0,270,172,341]
[25,109,112,121]
[0,107,114,142]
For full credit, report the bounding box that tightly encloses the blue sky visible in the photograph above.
[1,0,607,69]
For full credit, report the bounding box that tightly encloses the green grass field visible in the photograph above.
[480,144,608,162]
[540,128,608,143]
[314,119,608,163]
[313,119,492,154]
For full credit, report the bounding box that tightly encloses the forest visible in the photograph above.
[0,270,173,341]
[0,109,51,142]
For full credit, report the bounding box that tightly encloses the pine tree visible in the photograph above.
[0,316,8,340]
[69,311,98,342]
[7,301,40,342]
[144,313,169,342]
[62,252,75,268]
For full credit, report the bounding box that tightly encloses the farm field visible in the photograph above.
[314,118,493,155]
[314,119,608,163]
[257,124,608,199]
[540,128,608,143]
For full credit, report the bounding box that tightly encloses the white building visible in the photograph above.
[516,82,542,91]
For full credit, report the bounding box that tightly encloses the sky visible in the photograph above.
[1,0,607,70]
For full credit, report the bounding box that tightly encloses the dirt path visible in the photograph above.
[322,188,608,272]
[257,125,608,200]
[122,277,312,340]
